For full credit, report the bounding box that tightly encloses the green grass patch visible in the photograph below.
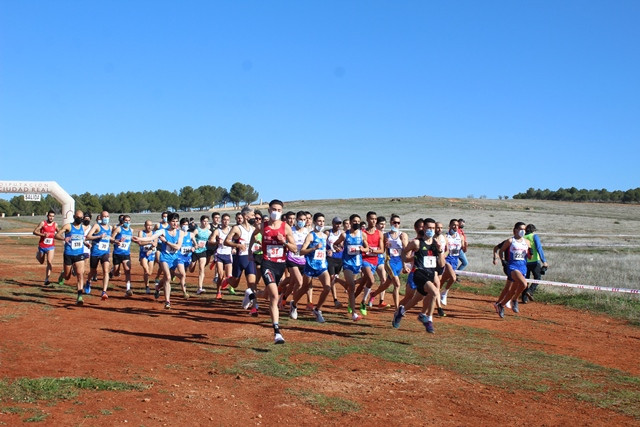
[0,377,148,403]
[285,388,360,413]
[226,342,318,379]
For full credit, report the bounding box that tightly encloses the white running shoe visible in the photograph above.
[313,309,325,323]
[505,300,512,309]
[274,333,285,344]
[289,301,298,320]
[242,288,254,309]
[441,293,448,306]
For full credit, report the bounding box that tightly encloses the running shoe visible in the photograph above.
[84,280,91,295]
[359,302,368,316]
[511,300,519,313]
[183,291,190,299]
[58,274,65,286]
[145,286,151,295]
[43,280,51,287]
[367,299,373,308]
[216,291,223,300]
[351,313,361,322]
[378,302,389,308]
[417,313,428,323]
[196,288,205,295]
[242,288,254,309]
[505,300,512,309]
[250,306,259,317]
[221,277,229,290]
[497,303,505,319]
[228,286,236,296]
[313,309,325,323]
[164,301,171,309]
[274,332,285,344]
[154,284,160,300]
[289,302,298,320]
[392,308,404,329]
[425,321,435,334]
[76,294,83,306]
[347,305,353,314]
[441,293,448,306]
[437,307,446,317]
[334,299,343,309]
[125,289,133,297]
[92,275,98,282]
[101,291,108,301]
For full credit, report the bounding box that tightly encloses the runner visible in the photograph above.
[325,216,346,308]
[33,210,58,286]
[111,215,134,296]
[457,218,469,270]
[205,212,221,267]
[153,212,171,285]
[177,217,195,299]
[332,214,368,321]
[209,213,233,299]
[369,214,408,309]
[440,219,466,306]
[138,220,158,294]
[85,211,113,300]
[282,211,309,311]
[190,215,212,295]
[245,199,298,344]
[224,206,257,301]
[245,210,264,317]
[433,222,448,316]
[392,218,443,333]
[111,214,126,279]
[54,210,87,305]
[133,212,184,309]
[371,216,389,307]
[354,211,384,316]
[288,213,332,323]
[494,222,531,318]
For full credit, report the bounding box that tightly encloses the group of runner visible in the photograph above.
[33,200,540,344]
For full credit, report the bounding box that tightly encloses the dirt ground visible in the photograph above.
[0,237,639,426]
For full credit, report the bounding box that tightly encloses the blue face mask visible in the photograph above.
[297,220,305,229]
[390,226,399,233]
[102,217,110,225]
[123,222,130,228]
[425,229,435,238]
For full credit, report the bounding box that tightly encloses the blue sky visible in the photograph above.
[1,1,639,202]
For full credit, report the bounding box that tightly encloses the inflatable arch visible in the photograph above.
[0,181,75,224]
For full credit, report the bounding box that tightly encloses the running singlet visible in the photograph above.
[508,238,529,270]
[139,231,156,258]
[38,221,57,249]
[216,227,232,255]
[326,230,343,259]
[179,231,193,258]
[64,224,85,256]
[262,221,287,263]
[287,226,308,265]
[194,227,212,254]
[236,224,254,256]
[362,229,381,264]
[91,225,111,257]
[305,231,328,271]
[386,231,403,259]
[342,230,363,268]
[414,238,440,272]
[160,229,180,263]
[113,226,133,256]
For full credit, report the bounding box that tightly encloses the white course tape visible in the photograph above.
[456,270,640,295]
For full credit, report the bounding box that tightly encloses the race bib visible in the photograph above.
[266,245,284,258]
[198,241,206,248]
[43,238,54,245]
[513,251,526,261]
[450,247,460,256]
[313,250,326,260]
[389,248,400,257]
[423,256,436,268]
[181,247,191,255]
[97,241,109,251]
[251,243,261,253]
[347,245,360,255]
[166,246,177,254]
[71,240,83,250]
[143,244,152,251]
[119,241,130,251]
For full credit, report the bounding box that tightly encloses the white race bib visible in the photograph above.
[251,243,261,253]
[71,240,83,250]
[423,256,436,268]
[181,247,191,255]
[389,248,400,257]
[347,245,360,255]
[119,241,130,251]
[166,246,177,254]
[198,241,206,248]
[313,250,326,261]
[97,241,109,251]
[513,251,526,261]
[43,238,54,245]
[267,245,284,258]
[450,247,460,256]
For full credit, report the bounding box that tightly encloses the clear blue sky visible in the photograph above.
[1,1,639,202]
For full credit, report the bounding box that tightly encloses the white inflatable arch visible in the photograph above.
[0,181,75,224]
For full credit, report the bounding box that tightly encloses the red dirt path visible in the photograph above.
[0,238,638,426]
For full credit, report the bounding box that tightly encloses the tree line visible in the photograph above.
[0,182,259,216]
[513,187,640,203]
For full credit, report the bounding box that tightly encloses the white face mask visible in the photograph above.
[314,224,323,232]
[517,229,525,238]
[182,225,189,232]
[270,211,282,221]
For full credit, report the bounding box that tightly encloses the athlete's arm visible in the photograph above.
[299,232,316,255]
[33,221,45,237]
[401,240,418,264]
[282,224,298,253]
[55,224,71,241]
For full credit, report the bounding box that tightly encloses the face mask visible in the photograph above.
[390,226,398,233]
[314,224,323,232]
[270,211,282,221]
[248,218,256,225]
[181,225,188,232]
[351,223,360,231]
[102,218,110,225]
[449,229,455,235]
[162,217,168,223]
[297,220,305,229]
[425,229,435,238]
[123,222,130,228]
[73,217,83,225]
[518,229,525,238]
[83,219,91,226]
